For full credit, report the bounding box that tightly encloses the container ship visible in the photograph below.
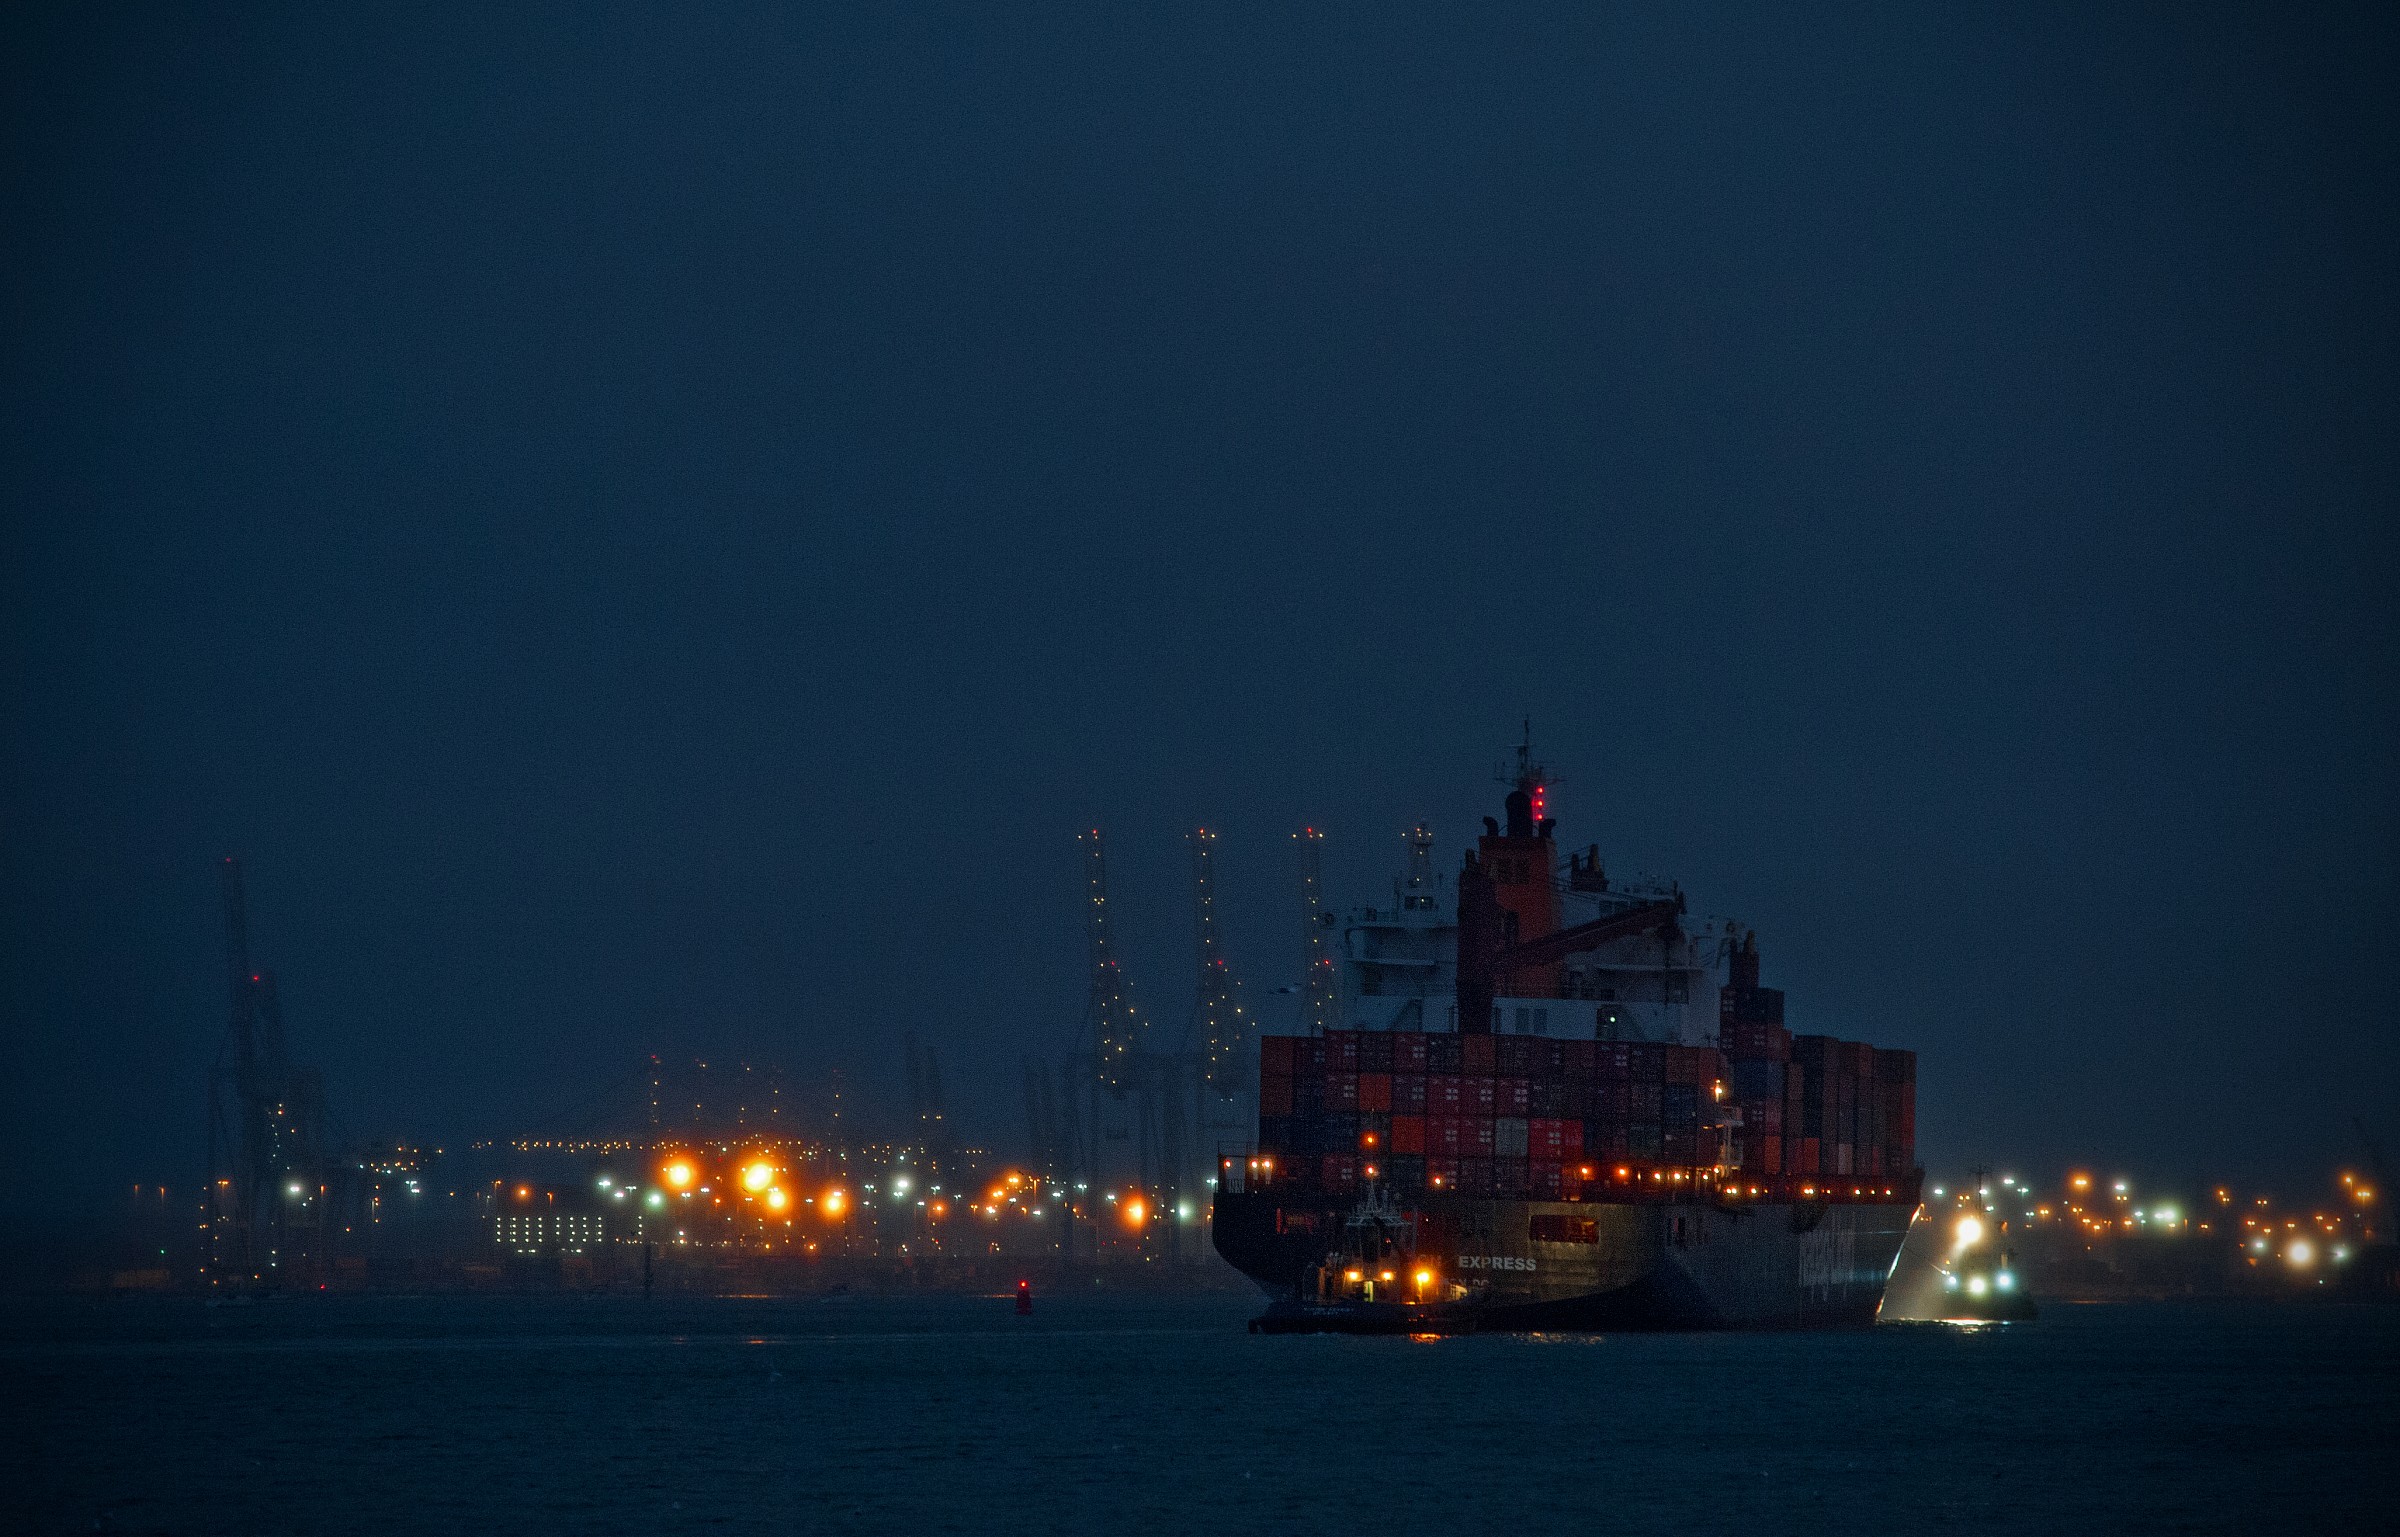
[1212,744,1921,1331]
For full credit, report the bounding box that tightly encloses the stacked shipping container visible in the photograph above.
[1253,978,1914,1200]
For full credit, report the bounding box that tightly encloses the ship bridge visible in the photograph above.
[1330,749,1725,1047]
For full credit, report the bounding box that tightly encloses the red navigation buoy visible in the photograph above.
[1015,1278,1033,1315]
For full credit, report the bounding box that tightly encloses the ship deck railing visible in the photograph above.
[1219,1151,1920,1207]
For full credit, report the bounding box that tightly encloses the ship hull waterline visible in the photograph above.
[1215,1189,1919,1332]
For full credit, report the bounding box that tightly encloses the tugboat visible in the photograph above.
[1928,1172,2037,1322]
[1249,1186,1483,1334]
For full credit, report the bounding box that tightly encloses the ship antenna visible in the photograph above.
[1496,719,1556,822]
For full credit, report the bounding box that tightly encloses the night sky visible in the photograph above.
[5,3,2394,1225]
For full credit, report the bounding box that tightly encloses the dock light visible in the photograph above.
[2288,1239,2315,1268]
[1944,1273,1961,1290]
[741,1161,775,1194]
[1966,1276,1989,1297]
[1344,1269,1363,1283]
[1996,1271,2016,1291]
[765,1188,789,1214]
[1953,1216,1985,1248]
[663,1160,696,1191]
[1176,1201,1195,1222]
[891,1176,910,1196]
[646,1191,664,1208]
[1122,1196,1148,1228]
[597,1176,613,1189]
[1414,1268,1434,1290]
[822,1187,847,1219]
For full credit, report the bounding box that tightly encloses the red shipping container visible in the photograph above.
[1323,1073,1358,1111]
[1493,1159,1530,1197]
[1561,1039,1597,1077]
[1758,1136,1782,1175]
[1559,1165,1585,1200]
[1498,1078,1531,1117]
[1321,1155,1357,1190]
[1392,1075,1426,1115]
[1527,1117,1556,1157]
[1530,1163,1563,1201]
[1455,1158,1494,1195]
[1430,1078,1465,1115]
[1261,1036,1298,1078]
[1598,1043,1632,1080]
[1393,1032,1429,1074]
[1328,1033,1359,1070]
[1390,1114,1425,1155]
[1462,1035,1496,1076]
[1465,1119,1496,1157]
[1468,1078,1498,1116]
[1259,1076,1293,1117]
[1358,1073,1391,1113]
[1799,1138,1820,1175]
[1426,1116,1461,1156]
[1428,1157,1461,1190]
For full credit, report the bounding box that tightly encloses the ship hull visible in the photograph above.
[1214,1189,1917,1331]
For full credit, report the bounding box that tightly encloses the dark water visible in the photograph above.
[6,1290,2394,1534]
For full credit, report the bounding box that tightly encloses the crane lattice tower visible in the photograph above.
[1400,822,1439,911]
[1080,829,1147,1092]
[1189,827,1252,1096]
[1295,827,1338,1034]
